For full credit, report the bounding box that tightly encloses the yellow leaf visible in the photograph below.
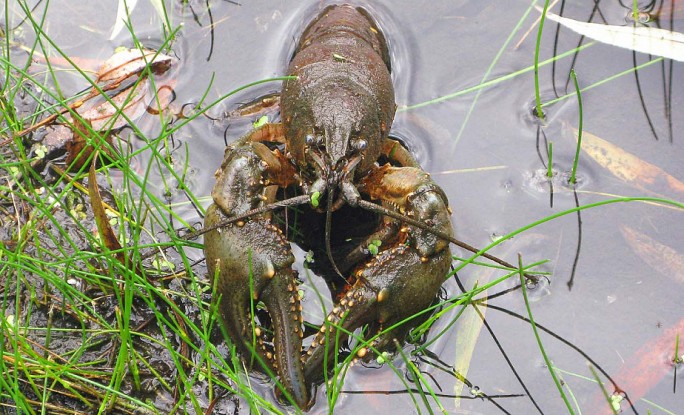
[620,226,684,284]
[575,128,684,195]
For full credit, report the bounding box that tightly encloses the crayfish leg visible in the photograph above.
[381,137,420,168]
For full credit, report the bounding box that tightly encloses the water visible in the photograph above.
[4,0,683,413]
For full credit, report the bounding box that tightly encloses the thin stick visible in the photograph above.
[569,69,583,184]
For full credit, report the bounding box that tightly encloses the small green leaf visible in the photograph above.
[310,191,321,208]
[332,53,348,62]
[368,244,378,256]
[368,239,382,256]
[305,250,314,264]
[610,393,623,411]
[34,144,47,159]
[376,351,391,364]
[253,115,269,128]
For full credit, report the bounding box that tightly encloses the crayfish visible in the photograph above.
[204,4,454,408]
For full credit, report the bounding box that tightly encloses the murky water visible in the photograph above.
[4,0,684,413]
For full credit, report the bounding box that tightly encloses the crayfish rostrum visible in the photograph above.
[204,4,454,408]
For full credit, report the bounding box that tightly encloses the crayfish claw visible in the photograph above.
[304,244,452,382]
[204,209,309,407]
[260,270,310,407]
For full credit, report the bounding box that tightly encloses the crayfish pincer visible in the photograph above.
[204,4,454,408]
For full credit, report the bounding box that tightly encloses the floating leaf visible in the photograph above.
[97,47,173,82]
[453,234,550,407]
[574,128,684,195]
[452,294,485,408]
[592,317,684,414]
[111,0,170,39]
[88,48,176,127]
[18,47,175,138]
[26,48,176,170]
[620,226,684,284]
[541,8,684,61]
[77,81,147,130]
[149,0,171,34]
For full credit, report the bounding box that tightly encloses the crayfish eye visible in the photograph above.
[353,139,368,152]
[305,134,315,145]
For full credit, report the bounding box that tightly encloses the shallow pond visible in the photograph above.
[2,0,683,414]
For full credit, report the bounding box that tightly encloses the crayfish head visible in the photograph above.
[287,79,390,210]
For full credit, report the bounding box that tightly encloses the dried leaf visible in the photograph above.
[88,152,125,265]
[66,119,115,171]
[37,47,176,170]
[96,47,173,82]
[593,317,684,414]
[18,48,174,138]
[77,81,148,130]
[540,7,684,61]
[620,226,684,284]
[575,128,684,195]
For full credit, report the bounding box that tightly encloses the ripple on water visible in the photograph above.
[524,273,552,302]
[521,154,600,199]
[518,88,573,129]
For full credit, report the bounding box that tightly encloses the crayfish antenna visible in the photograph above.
[193,195,311,238]
[355,199,542,283]
[324,188,345,280]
